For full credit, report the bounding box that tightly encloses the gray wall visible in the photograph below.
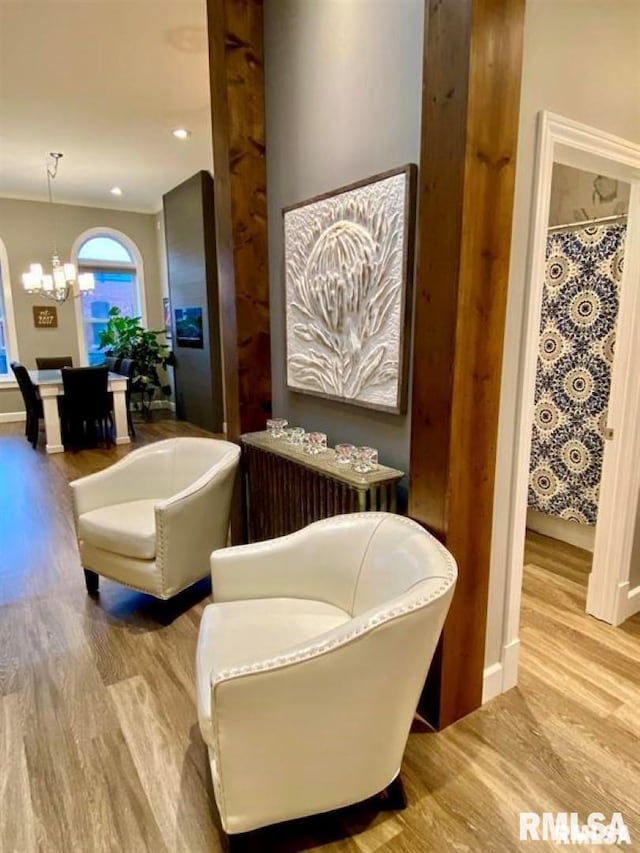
[163,172,223,433]
[0,197,163,414]
[264,0,424,490]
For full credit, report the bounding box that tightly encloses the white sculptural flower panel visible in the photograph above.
[284,166,415,414]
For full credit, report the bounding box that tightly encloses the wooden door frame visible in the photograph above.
[498,112,640,690]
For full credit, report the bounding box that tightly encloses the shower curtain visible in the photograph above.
[528,222,626,524]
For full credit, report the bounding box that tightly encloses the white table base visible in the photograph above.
[112,387,130,446]
[38,377,131,454]
[41,393,64,454]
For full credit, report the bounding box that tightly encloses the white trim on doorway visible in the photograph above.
[495,112,640,694]
[587,179,640,624]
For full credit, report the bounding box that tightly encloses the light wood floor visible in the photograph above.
[1,418,639,852]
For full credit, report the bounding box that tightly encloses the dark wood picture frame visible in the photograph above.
[283,164,417,415]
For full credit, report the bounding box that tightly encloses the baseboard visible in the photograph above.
[482,663,503,703]
[501,638,520,692]
[0,410,26,424]
[482,638,521,703]
[625,585,640,619]
[527,509,595,552]
[616,582,640,623]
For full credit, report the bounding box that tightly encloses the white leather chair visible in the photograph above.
[70,437,240,599]
[196,512,457,840]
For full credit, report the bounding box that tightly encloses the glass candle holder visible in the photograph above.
[351,446,379,474]
[334,443,355,464]
[285,426,306,445]
[303,432,327,455]
[266,418,288,439]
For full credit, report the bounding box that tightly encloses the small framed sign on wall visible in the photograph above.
[33,306,58,329]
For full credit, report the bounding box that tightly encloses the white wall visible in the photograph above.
[486,0,640,674]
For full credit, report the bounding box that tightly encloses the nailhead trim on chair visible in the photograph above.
[155,450,239,597]
[155,508,168,593]
[70,490,80,528]
[208,743,227,829]
[211,514,457,686]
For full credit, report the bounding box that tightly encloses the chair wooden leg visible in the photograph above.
[226,832,252,852]
[29,416,39,449]
[377,775,407,811]
[84,569,99,595]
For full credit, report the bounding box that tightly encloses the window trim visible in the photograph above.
[71,228,147,366]
[0,236,19,385]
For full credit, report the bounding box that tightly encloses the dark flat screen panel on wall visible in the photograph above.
[175,307,204,349]
[163,171,223,432]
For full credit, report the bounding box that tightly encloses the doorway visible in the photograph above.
[525,162,630,594]
[500,112,640,692]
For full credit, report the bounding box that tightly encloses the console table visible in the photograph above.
[241,431,404,542]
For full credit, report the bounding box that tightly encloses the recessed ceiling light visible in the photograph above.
[110,187,123,196]
[172,127,192,140]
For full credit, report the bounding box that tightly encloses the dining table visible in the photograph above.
[28,369,130,454]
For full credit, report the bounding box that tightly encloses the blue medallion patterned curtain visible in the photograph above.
[528,222,626,524]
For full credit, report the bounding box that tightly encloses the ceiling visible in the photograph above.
[0,0,213,214]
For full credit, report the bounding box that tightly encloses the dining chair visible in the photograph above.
[11,362,43,449]
[104,356,135,437]
[104,356,122,374]
[35,356,73,370]
[61,366,112,449]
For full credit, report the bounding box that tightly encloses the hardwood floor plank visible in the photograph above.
[108,674,220,852]
[77,729,169,853]
[0,692,36,852]
[1,421,639,851]
[24,707,94,851]
[524,529,592,583]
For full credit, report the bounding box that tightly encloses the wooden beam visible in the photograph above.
[207,0,272,443]
[410,0,525,728]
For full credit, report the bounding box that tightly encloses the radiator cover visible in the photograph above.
[241,432,404,542]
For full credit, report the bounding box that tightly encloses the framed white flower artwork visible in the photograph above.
[283,164,417,414]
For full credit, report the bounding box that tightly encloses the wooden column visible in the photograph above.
[410,0,525,728]
[207,0,271,442]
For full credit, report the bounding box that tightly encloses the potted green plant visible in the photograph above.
[98,307,172,419]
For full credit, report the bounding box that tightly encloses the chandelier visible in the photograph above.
[22,153,95,304]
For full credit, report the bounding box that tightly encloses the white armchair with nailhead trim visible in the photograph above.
[195,512,457,843]
[70,437,240,599]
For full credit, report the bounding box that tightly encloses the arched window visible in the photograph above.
[0,238,19,379]
[72,229,146,365]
